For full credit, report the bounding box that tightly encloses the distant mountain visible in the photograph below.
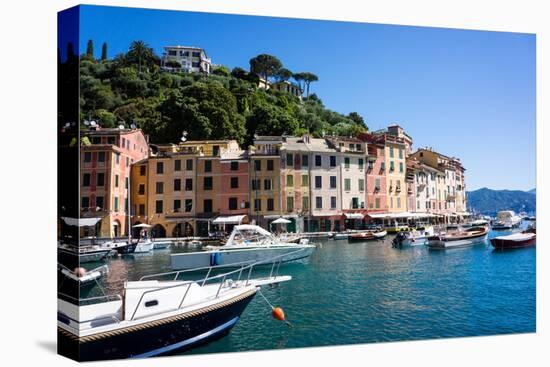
[528,188,536,195]
[467,187,536,216]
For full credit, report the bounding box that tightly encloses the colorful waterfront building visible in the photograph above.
[249,137,283,229]
[326,136,368,229]
[131,143,198,238]
[279,136,311,232]
[80,127,149,238]
[358,134,388,213]
[218,149,250,218]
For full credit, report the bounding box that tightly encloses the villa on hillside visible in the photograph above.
[160,45,212,74]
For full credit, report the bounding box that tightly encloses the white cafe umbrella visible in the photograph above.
[132,223,152,228]
[272,218,291,224]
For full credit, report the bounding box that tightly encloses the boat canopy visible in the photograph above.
[344,213,364,219]
[213,215,247,224]
[61,217,102,227]
[272,217,292,224]
[225,224,275,246]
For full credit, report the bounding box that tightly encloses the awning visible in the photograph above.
[344,213,364,219]
[61,217,103,227]
[272,217,291,224]
[212,215,247,224]
[132,223,152,228]
[367,212,436,219]
[456,211,471,216]
[264,214,298,219]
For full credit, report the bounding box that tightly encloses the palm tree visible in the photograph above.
[128,40,154,73]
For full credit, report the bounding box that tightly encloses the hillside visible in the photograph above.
[467,188,536,216]
[70,40,368,145]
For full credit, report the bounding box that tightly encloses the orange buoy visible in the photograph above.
[272,307,285,321]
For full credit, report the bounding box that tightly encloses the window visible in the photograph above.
[330,156,336,167]
[344,179,351,191]
[301,175,309,187]
[359,179,365,191]
[186,159,193,171]
[204,160,212,172]
[267,159,274,171]
[114,197,119,211]
[302,196,309,210]
[264,179,272,190]
[230,161,239,171]
[352,198,359,209]
[287,175,294,187]
[230,177,239,189]
[286,197,294,211]
[358,158,364,170]
[399,148,403,159]
[84,152,91,163]
[203,177,213,190]
[375,178,381,190]
[331,196,337,209]
[125,157,129,167]
[173,199,181,212]
[96,196,104,209]
[375,198,380,209]
[138,184,145,195]
[97,173,105,186]
[174,179,181,191]
[390,161,395,172]
[315,196,323,209]
[185,178,193,191]
[356,144,361,151]
[254,198,262,211]
[174,159,181,171]
[390,197,394,208]
[397,197,401,208]
[98,152,106,163]
[228,197,238,210]
[330,176,337,189]
[156,182,164,194]
[344,157,350,168]
[83,173,91,187]
[389,147,394,158]
[315,176,322,189]
[115,174,119,188]
[125,177,129,189]
[302,155,309,168]
[203,199,213,213]
[212,146,220,156]
[156,162,164,174]
[417,201,421,210]
[251,179,261,190]
[155,200,163,214]
[81,196,89,209]
[267,198,274,211]
[254,160,261,171]
[315,155,322,166]
[185,199,193,212]
[286,153,293,166]
[399,162,404,173]
[107,136,115,145]
[115,153,120,165]
[381,162,386,171]
[139,204,145,215]
[139,165,146,176]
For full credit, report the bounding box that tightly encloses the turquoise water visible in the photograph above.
[88,224,536,354]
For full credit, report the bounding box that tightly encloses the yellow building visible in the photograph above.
[249,137,283,229]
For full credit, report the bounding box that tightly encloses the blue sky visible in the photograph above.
[77,5,536,191]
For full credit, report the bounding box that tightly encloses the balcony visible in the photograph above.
[374,186,381,192]
[396,186,401,193]
[388,185,393,192]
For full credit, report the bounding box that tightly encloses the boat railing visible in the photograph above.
[128,248,308,321]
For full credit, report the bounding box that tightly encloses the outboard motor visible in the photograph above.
[392,231,408,248]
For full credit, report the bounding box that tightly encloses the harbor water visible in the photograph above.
[88,225,535,354]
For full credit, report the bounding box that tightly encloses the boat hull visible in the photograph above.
[348,231,387,242]
[153,241,171,249]
[171,246,315,270]
[490,237,536,250]
[58,289,256,361]
[58,247,111,265]
[427,234,487,249]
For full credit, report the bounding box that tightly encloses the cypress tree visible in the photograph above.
[101,42,108,61]
[86,39,94,58]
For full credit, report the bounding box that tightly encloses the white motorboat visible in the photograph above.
[491,210,522,230]
[333,232,349,240]
[152,240,172,249]
[392,226,435,248]
[133,239,155,253]
[58,264,109,293]
[427,226,489,249]
[58,253,294,361]
[170,224,316,270]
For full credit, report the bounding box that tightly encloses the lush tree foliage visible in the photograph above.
[78,42,368,145]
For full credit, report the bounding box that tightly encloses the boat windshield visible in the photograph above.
[225,225,276,246]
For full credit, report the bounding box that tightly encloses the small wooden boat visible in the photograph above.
[427,226,489,249]
[333,232,349,240]
[392,226,435,248]
[491,225,536,249]
[348,230,387,242]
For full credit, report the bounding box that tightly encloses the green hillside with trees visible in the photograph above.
[76,40,368,145]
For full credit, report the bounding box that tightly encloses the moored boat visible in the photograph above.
[348,230,387,242]
[58,264,109,294]
[170,225,316,270]
[133,239,155,253]
[58,254,294,361]
[427,226,489,249]
[152,240,172,249]
[490,232,536,250]
[392,226,435,248]
[58,244,112,265]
